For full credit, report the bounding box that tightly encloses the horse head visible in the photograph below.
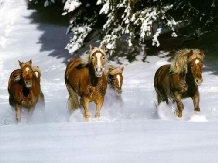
[188,50,204,86]
[18,60,34,88]
[108,66,124,94]
[89,45,106,77]
[32,66,41,81]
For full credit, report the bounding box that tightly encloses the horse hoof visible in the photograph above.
[95,115,100,121]
[175,110,182,118]
[194,111,201,115]
[84,115,90,122]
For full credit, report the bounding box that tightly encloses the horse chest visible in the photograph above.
[21,92,38,108]
[84,81,106,99]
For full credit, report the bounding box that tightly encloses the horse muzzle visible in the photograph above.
[195,78,203,86]
[25,81,32,88]
[95,67,104,77]
[115,88,122,95]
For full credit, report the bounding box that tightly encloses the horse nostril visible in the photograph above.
[96,68,102,72]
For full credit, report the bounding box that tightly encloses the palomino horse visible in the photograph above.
[104,65,124,107]
[65,45,107,120]
[8,60,43,123]
[154,49,204,117]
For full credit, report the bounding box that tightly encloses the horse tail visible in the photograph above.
[37,91,45,109]
[154,65,170,105]
[65,81,80,112]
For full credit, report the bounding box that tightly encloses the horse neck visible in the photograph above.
[107,75,114,90]
[185,69,196,85]
[18,78,31,96]
[88,63,102,86]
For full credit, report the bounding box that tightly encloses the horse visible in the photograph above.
[65,45,107,121]
[8,60,43,123]
[154,49,204,118]
[104,65,124,107]
[9,65,45,107]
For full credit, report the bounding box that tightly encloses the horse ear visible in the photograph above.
[90,45,94,51]
[200,50,204,55]
[121,67,124,72]
[188,50,193,57]
[18,60,22,67]
[109,67,114,73]
[100,45,105,51]
[28,60,32,65]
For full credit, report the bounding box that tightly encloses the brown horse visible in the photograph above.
[154,49,204,118]
[65,45,107,121]
[8,60,43,123]
[9,65,45,108]
[104,65,124,107]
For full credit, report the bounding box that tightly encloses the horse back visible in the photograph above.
[154,64,192,99]
[65,58,82,79]
[154,64,171,92]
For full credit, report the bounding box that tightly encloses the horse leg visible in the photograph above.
[38,91,45,109]
[192,91,200,113]
[81,97,91,121]
[157,93,161,105]
[174,92,184,118]
[118,96,124,108]
[15,104,21,123]
[95,98,104,119]
[27,106,35,122]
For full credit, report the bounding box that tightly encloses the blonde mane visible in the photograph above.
[105,65,124,76]
[32,66,41,79]
[80,45,106,66]
[170,49,204,74]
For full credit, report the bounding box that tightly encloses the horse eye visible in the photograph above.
[92,57,94,60]
[102,57,105,60]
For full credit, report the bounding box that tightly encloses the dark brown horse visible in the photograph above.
[8,60,43,123]
[104,65,124,107]
[65,45,107,121]
[154,49,204,118]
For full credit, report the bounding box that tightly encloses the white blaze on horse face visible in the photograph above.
[116,74,121,87]
[26,67,30,74]
[35,72,39,78]
[195,59,200,65]
[96,53,103,68]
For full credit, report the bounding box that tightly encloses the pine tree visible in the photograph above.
[28,0,218,55]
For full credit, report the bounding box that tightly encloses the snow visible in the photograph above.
[66,26,92,54]
[1,0,218,163]
[98,0,110,14]
[63,0,81,15]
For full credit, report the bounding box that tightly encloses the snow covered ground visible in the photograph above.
[0,1,218,163]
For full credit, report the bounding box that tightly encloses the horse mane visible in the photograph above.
[80,46,107,66]
[32,66,41,74]
[80,51,91,66]
[105,65,123,76]
[32,66,41,79]
[170,49,204,74]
